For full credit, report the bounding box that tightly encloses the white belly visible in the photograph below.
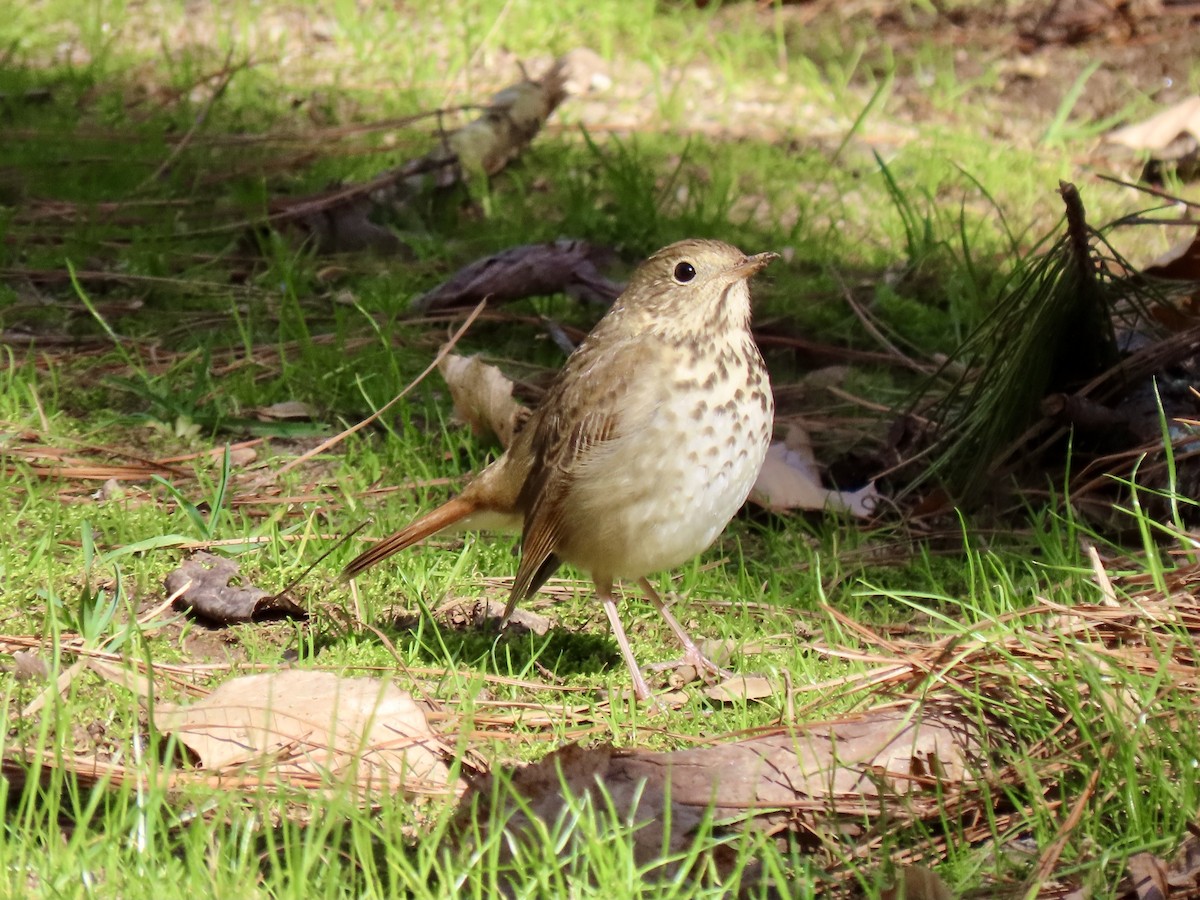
[557,357,772,580]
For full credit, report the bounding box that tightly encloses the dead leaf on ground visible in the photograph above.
[1126,851,1170,900]
[659,638,736,688]
[9,650,48,683]
[1162,835,1200,895]
[286,194,407,255]
[1099,837,1200,900]
[453,702,986,883]
[437,353,529,449]
[749,424,879,517]
[1025,0,1162,46]
[1144,225,1200,285]
[434,596,551,635]
[410,240,621,313]
[1108,95,1200,156]
[254,400,319,421]
[880,865,955,900]
[165,552,306,624]
[153,669,458,796]
[702,674,774,703]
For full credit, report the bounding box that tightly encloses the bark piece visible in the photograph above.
[453,702,985,884]
[411,240,621,313]
[268,58,569,254]
[166,552,305,624]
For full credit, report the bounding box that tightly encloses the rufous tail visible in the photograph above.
[341,496,477,581]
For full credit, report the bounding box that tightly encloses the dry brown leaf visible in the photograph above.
[1027,0,1158,45]
[1108,96,1200,155]
[254,400,319,421]
[881,865,955,900]
[1126,852,1170,900]
[153,669,458,796]
[228,445,258,467]
[1144,226,1200,283]
[702,674,774,703]
[437,353,528,449]
[661,638,736,688]
[10,650,48,682]
[1166,834,1200,890]
[165,552,306,625]
[434,596,551,636]
[290,195,405,254]
[749,424,879,516]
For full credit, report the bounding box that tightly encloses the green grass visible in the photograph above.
[1,0,1198,897]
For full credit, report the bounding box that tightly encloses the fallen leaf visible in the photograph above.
[165,552,306,624]
[1166,833,1200,889]
[1127,852,1170,900]
[1108,95,1200,155]
[702,674,774,703]
[881,865,955,900]
[254,400,318,421]
[153,669,457,796]
[438,354,529,449]
[1143,226,1200,312]
[10,651,48,683]
[294,195,407,255]
[229,445,258,466]
[661,638,736,688]
[1025,0,1154,46]
[92,477,125,501]
[434,596,551,636]
[749,424,879,517]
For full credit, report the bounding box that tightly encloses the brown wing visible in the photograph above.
[503,335,652,613]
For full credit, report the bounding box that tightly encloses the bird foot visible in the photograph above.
[645,646,733,685]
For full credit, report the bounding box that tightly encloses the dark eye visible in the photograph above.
[673,261,696,283]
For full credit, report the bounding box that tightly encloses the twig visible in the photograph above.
[1022,747,1105,899]
[1086,543,1121,607]
[274,299,487,478]
[135,49,242,193]
[1095,172,1200,211]
[837,277,932,376]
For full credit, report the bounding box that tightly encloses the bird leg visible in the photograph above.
[596,578,655,702]
[638,577,733,682]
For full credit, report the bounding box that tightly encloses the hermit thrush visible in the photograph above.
[344,239,776,701]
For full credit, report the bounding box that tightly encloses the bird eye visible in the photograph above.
[673,261,696,283]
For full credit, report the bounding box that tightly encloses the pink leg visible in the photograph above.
[596,578,654,702]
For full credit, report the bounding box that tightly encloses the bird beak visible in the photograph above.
[730,251,779,278]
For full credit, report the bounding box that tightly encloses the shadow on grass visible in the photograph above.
[314,612,622,683]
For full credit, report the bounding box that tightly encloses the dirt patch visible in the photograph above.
[772,2,1200,146]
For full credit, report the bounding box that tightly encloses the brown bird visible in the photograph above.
[344,239,776,701]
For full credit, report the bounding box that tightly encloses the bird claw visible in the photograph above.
[645,648,732,685]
